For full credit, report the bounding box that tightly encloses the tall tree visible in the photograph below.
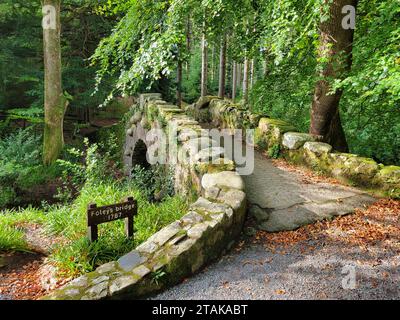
[185,17,191,79]
[210,45,216,82]
[242,58,249,102]
[218,34,227,98]
[176,49,183,107]
[200,18,208,97]
[42,0,68,165]
[232,61,237,100]
[309,0,358,151]
[237,63,242,95]
[250,58,255,88]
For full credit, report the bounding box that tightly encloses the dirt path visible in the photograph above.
[152,235,399,300]
[0,252,46,300]
[153,151,399,300]
[0,225,67,300]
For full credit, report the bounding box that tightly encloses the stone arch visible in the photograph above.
[124,116,151,175]
[131,139,150,170]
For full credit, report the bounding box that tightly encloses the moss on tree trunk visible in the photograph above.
[42,0,67,165]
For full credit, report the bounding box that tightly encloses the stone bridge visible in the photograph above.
[44,93,247,300]
[45,93,399,300]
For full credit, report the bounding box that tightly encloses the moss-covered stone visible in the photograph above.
[325,153,379,185]
[195,158,235,175]
[303,142,332,155]
[195,96,220,109]
[258,118,296,134]
[282,132,316,150]
[379,165,400,179]
[375,165,400,197]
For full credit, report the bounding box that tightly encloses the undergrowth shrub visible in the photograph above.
[0,127,60,208]
[47,181,187,277]
[130,164,175,202]
[268,144,281,159]
[0,119,188,277]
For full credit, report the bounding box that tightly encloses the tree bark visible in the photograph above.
[242,58,249,102]
[237,63,242,95]
[218,34,227,99]
[262,59,268,78]
[250,58,255,88]
[310,0,358,152]
[211,46,215,82]
[42,0,67,165]
[200,21,208,97]
[232,61,237,101]
[176,55,183,107]
[185,17,191,79]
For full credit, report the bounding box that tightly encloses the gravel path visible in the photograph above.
[153,150,398,300]
[153,239,399,300]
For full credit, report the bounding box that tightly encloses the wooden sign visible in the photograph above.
[87,197,137,242]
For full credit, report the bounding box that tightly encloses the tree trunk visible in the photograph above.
[211,46,215,82]
[185,17,191,79]
[250,58,255,88]
[242,58,249,102]
[177,56,183,107]
[310,0,357,152]
[237,63,242,95]
[218,34,227,99]
[262,59,268,78]
[200,22,208,97]
[42,0,67,165]
[232,61,237,101]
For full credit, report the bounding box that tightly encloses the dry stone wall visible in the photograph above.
[43,94,246,300]
[187,96,400,199]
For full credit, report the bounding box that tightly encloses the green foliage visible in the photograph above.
[268,144,281,159]
[6,107,44,123]
[249,63,315,133]
[0,127,41,166]
[58,139,110,184]
[0,128,60,207]
[0,224,27,252]
[0,180,187,276]
[249,0,400,166]
[91,0,187,103]
[151,269,167,285]
[0,1,42,111]
[0,207,45,252]
[130,165,175,202]
[0,0,114,115]
[0,129,187,276]
[335,0,400,165]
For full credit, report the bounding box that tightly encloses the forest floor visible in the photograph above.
[0,224,69,300]
[153,154,400,300]
[0,252,47,300]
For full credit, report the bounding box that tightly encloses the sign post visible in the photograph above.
[87,197,137,242]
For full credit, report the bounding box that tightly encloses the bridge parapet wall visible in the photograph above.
[43,94,246,300]
[187,96,400,199]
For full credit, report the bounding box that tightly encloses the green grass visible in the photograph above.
[0,225,27,252]
[0,180,188,277]
[0,125,188,277]
[0,208,46,252]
